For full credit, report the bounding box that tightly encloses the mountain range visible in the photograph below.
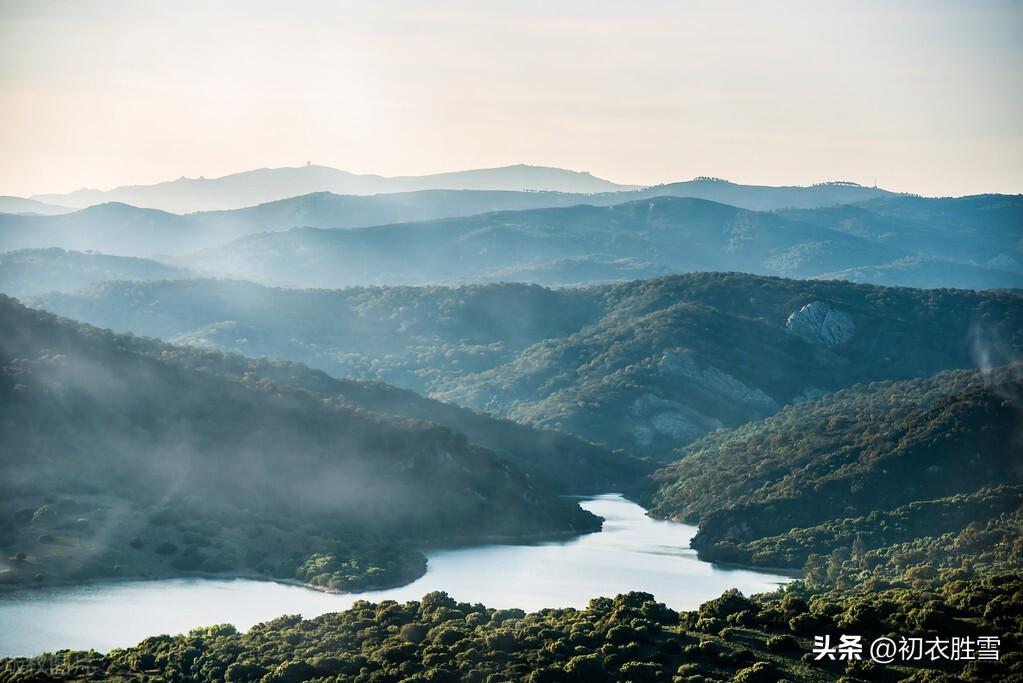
[27,164,639,213]
[23,165,906,215]
[0,196,71,216]
[172,195,1021,290]
[3,162,1023,683]
[31,273,1023,458]
[2,187,1016,290]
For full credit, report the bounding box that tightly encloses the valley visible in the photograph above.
[4,4,1022,680]
[1,173,1020,683]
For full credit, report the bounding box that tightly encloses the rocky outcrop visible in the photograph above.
[623,352,780,449]
[628,394,718,447]
[658,351,778,410]
[785,301,854,347]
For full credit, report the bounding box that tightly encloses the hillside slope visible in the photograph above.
[0,248,194,297]
[0,203,209,257]
[0,297,599,591]
[32,274,1023,457]
[649,365,1023,565]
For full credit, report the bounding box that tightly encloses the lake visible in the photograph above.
[0,494,792,656]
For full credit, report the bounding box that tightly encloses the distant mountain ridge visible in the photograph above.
[629,177,897,211]
[0,248,195,297]
[0,202,205,256]
[188,179,905,231]
[172,195,1021,290]
[23,170,906,216]
[29,164,639,213]
[2,192,1018,291]
[0,196,71,216]
[780,194,1023,271]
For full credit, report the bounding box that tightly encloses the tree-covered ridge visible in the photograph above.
[0,248,195,298]
[646,363,1023,618]
[4,192,1018,290]
[169,197,911,289]
[30,273,1023,458]
[801,502,1023,593]
[0,296,600,592]
[649,365,1021,525]
[167,193,1022,291]
[780,194,1023,274]
[3,569,1019,682]
[14,284,650,493]
[707,485,1023,570]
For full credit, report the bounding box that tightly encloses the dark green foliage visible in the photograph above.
[733,486,1023,569]
[5,574,1021,683]
[650,365,1023,551]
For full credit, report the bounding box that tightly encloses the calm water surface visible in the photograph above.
[0,495,792,656]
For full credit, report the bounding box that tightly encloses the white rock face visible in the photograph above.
[657,351,778,411]
[628,394,710,444]
[785,302,855,347]
[624,351,779,449]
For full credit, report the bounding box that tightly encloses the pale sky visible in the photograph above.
[1,0,1020,197]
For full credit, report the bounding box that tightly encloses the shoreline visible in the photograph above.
[702,557,804,579]
[0,568,383,598]
[0,525,600,598]
[0,495,798,603]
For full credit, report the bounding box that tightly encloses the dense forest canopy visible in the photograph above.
[4,530,1020,682]
[32,273,1023,458]
[649,365,1023,566]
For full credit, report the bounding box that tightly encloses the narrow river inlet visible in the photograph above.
[0,495,793,656]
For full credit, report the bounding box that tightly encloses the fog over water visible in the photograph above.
[0,495,792,657]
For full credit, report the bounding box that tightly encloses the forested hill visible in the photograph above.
[0,248,194,297]
[33,273,1023,458]
[66,326,653,496]
[780,193,1023,271]
[0,296,600,592]
[649,365,1023,567]
[164,194,1021,290]
[170,197,909,288]
[4,192,1017,290]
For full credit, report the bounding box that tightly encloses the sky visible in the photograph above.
[0,0,1020,198]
